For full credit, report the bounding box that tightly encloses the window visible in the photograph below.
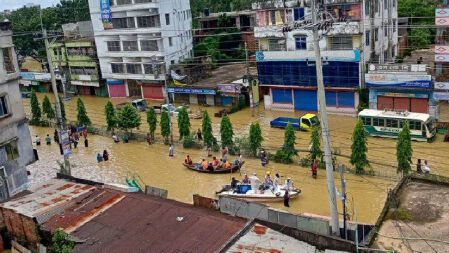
[295,36,306,50]
[4,140,19,161]
[126,64,142,74]
[111,63,124,73]
[409,121,422,131]
[365,31,370,46]
[112,17,135,29]
[373,118,385,127]
[393,19,397,33]
[330,36,353,50]
[135,0,152,3]
[144,64,161,74]
[140,40,158,51]
[171,60,175,64]
[375,28,378,41]
[293,8,305,21]
[107,41,121,51]
[375,0,379,13]
[384,27,387,37]
[270,11,276,25]
[2,48,15,74]
[169,37,173,46]
[116,0,131,5]
[269,39,283,51]
[123,41,138,51]
[165,13,170,25]
[0,95,9,117]
[393,0,396,7]
[386,119,398,128]
[384,0,387,9]
[361,117,371,125]
[365,2,370,15]
[137,16,159,28]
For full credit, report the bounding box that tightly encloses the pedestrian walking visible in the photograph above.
[207,145,212,157]
[423,160,431,174]
[311,159,317,179]
[260,150,267,167]
[97,153,103,163]
[103,150,109,161]
[146,133,151,145]
[122,134,129,143]
[417,159,422,174]
[45,134,51,145]
[84,138,88,148]
[35,135,41,146]
[73,138,78,149]
[54,129,59,143]
[74,132,80,141]
[283,190,290,207]
[112,134,119,143]
[82,128,88,139]
[197,128,202,141]
[169,144,174,157]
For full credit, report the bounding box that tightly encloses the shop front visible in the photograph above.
[217,83,243,107]
[107,80,126,98]
[365,70,432,114]
[434,82,449,122]
[167,87,216,106]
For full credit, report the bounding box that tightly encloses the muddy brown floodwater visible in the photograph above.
[23,93,449,223]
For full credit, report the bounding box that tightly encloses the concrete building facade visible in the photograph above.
[435,3,449,123]
[88,0,193,99]
[253,0,398,115]
[0,21,34,200]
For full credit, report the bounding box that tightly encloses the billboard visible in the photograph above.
[100,0,113,29]
[365,74,432,88]
[368,64,427,73]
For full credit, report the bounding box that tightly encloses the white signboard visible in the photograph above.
[435,82,449,90]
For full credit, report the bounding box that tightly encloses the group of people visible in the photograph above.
[35,126,89,150]
[233,171,294,207]
[417,159,431,174]
[112,133,128,143]
[185,154,242,171]
[97,150,109,163]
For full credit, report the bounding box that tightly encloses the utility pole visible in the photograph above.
[311,0,340,236]
[339,165,347,239]
[245,42,254,117]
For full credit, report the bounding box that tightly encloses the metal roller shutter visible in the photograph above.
[325,91,337,106]
[294,90,317,111]
[410,98,428,113]
[108,84,127,97]
[337,92,355,107]
[377,96,393,110]
[393,97,410,111]
[439,101,449,122]
[142,85,164,99]
[272,89,292,103]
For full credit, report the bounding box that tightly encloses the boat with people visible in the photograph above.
[182,161,244,174]
[217,184,301,202]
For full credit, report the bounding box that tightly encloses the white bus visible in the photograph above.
[358,109,436,142]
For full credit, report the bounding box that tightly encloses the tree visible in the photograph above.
[30,90,41,124]
[58,96,66,122]
[42,95,55,120]
[249,122,263,157]
[104,100,117,131]
[52,228,74,253]
[160,111,170,144]
[350,120,370,174]
[202,110,213,147]
[177,107,190,140]
[76,97,91,126]
[284,123,297,158]
[220,115,233,148]
[409,29,432,49]
[310,127,322,161]
[147,106,157,141]
[118,104,141,133]
[397,122,413,176]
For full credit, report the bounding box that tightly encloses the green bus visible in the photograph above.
[358,109,436,142]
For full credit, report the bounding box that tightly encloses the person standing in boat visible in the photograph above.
[242,174,250,184]
[212,156,219,169]
[221,147,228,162]
[273,173,280,189]
[250,173,261,194]
[263,171,273,190]
[185,155,193,165]
[283,178,293,191]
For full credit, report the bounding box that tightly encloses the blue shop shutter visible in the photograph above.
[221,96,233,106]
[294,90,317,111]
[272,89,292,103]
[337,92,355,107]
[325,91,337,106]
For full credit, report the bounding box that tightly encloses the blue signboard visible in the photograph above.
[100,0,113,29]
[167,87,216,95]
[365,74,432,89]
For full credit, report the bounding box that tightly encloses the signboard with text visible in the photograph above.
[435,82,449,90]
[217,84,240,93]
[368,64,427,73]
[100,0,113,29]
[167,87,216,95]
[365,74,432,88]
[434,92,449,101]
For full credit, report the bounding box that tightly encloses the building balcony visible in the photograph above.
[254,26,284,38]
[327,21,361,35]
[324,0,362,4]
[71,74,99,81]
[252,0,302,10]
[111,0,158,12]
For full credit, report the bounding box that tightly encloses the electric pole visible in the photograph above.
[311,0,340,236]
[339,165,347,239]
[245,42,254,117]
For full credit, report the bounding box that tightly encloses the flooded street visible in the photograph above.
[23,93,449,223]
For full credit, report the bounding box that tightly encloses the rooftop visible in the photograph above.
[0,179,95,223]
[358,109,431,122]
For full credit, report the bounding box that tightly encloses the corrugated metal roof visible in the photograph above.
[70,193,248,253]
[0,179,94,223]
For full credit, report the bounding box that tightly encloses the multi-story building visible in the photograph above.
[50,21,108,97]
[435,2,449,122]
[88,0,193,99]
[253,0,398,115]
[0,21,35,200]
